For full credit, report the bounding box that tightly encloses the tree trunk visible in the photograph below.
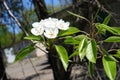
[32,0,48,20]
[48,47,71,80]
[0,46,7,80]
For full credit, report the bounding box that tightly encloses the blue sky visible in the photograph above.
[7,0,64,34]
[45,0,60,6]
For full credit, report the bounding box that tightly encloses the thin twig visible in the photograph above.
[95,0,110,14]
[2,0,28,36]
[2,0,47,55]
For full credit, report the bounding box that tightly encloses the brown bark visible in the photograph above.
[32,0,48,20]
[0,45,7,80]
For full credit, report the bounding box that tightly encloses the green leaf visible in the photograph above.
[14,43,35,62]
[24,35,43,41]
[111,27,120,35]
[58,27,80,37]
[64,36,79,45]
[102,55,116,80]
[95,23,106,35]
[78,38,87,60]
[67,11,90,22]
[86,39,97,63]
[103,14,111,25]
[64,35,87,45]
[104,36,120,42]
[55,45,69,71]
[75,35,87,41]
[114,49,120,58]
[96,24,120,35]
[69,50,79,59]
[88,62,94,77]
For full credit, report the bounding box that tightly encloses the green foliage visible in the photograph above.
[104,36,120,42]
[58,27,80,37]
[88,62,94,77]
[0,26,13,48]
[96,23,120,35]
[67,11,90,23]
[15,10,120,80]
[55,45,69,71]
[78,37,88,60]
[86,39,97,63]
[14,43,35,62]
[102,55,117,80]
[24,35,43,41]
[103,14,111,25]
[113,49,120,58]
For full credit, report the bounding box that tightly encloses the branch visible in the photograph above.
[2,0,47,55]
[2,0,28,36]
[95,0,110,14]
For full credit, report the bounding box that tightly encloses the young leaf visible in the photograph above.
[75,35,87,41]
[64,36,79,45]
[95,23,106,35]
[55,45,69,71]
[58,27,80,37]
[78,38,87,60]
[24,35,43,41]
[114,49,120,58]
[102,55,116,80]
[104,36,120,42]
[14,43,35,62]
[103,14,111,25]
[97,24,120,35]
[67,11,90,23]
[88,62,94,77]
[69,50,79,59]
[86,39,97,63]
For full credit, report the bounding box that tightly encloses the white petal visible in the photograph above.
[31,28,40,36]
[44,28,58,39]
[32,22,40,28]
[31,27,44,36]
[41,17,58,29]
[57,20,70,30]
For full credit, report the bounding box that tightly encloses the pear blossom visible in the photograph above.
[31,17,70,39]
[57,19,70,30]
[31,22,44,36]
[44,28,58,39]
[42,17,58,29]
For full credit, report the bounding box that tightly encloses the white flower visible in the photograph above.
[44,28,58,39]
[42,17,58,29]
[31,17,70,38]
[56,19,70,30]
[31,22,44,36]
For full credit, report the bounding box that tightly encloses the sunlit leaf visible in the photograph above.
[14,43,35,62]
[104,36,120,42]
[103,14,111,25]
[55,45,69,71]
[24,35,43,41]
[114,49,120,58]
[86,39,97,63]
[58,27,80,36]
[75,35,87,41]
[96,24,120,35]
[64,36,79,45]
[102,55,116,80]
[78,38,87,60]
[95,23,106,35]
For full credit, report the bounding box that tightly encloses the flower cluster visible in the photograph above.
[31,17,70,39]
